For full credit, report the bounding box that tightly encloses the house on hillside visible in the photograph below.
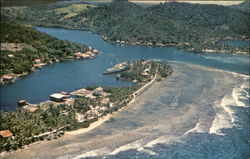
[0,130,13,138]
[33,59,41,64]
[18,100,27,107]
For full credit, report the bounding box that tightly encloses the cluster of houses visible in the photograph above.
[0,58,46,85]
[48,87,112,122]
[71,87,113,121]
[117,41,177,47]
[33,59,44,69]
[101,36,178,47]
[140,60,152,78]
[73,47,100,60]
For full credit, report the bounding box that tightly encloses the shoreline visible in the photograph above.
[101,36,249,55]
[0,74,158,157]
[0,47,101,86]
[61,74,157,135]
[33,26,249,55]
[65,114,112,135]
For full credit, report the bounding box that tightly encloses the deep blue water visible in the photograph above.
[0,27,249,111]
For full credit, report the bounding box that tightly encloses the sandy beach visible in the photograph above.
[66,114,112,135]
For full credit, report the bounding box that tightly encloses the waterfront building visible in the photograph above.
[18,100,27,107]
[2,75,14,82]
[50,93,67,102]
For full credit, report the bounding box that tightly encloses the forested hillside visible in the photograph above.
[0,22,86,76]
[1,1,249,54]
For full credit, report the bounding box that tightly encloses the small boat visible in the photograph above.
[103,62,128,74]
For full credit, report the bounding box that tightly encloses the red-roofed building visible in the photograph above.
[141,61,149,65]
[74,52,82,56]
[81,53,94,59]
[0,130,13,138]
[2,75,13,80]
[34,59,41,64]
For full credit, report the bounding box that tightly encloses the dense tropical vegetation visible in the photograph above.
[118,60,173,82]
[0,85,138,152]
[1,1,249,54]
[0,22,87,76]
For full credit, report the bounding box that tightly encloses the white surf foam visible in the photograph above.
[232,79,250,107]
[109,140,143,155]
[137,148,158,156]
[72,147,110,159]
[143,135,179,148]
[183,119,208,136]
[209,113,233,136]
[108,136,178,156]
[232,88,247,107]
[209,80,249,135]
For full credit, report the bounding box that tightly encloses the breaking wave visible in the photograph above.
[209,77,249,135]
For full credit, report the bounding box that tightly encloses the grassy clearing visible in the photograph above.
[55,3,96,20]
[55,4,95,14]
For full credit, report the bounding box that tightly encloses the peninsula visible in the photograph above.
[0,59,173,154]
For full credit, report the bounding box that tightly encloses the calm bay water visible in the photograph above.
[0,27,249,111]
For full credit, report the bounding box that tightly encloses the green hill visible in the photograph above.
[1,1,249,54]
[0,22,87,76]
